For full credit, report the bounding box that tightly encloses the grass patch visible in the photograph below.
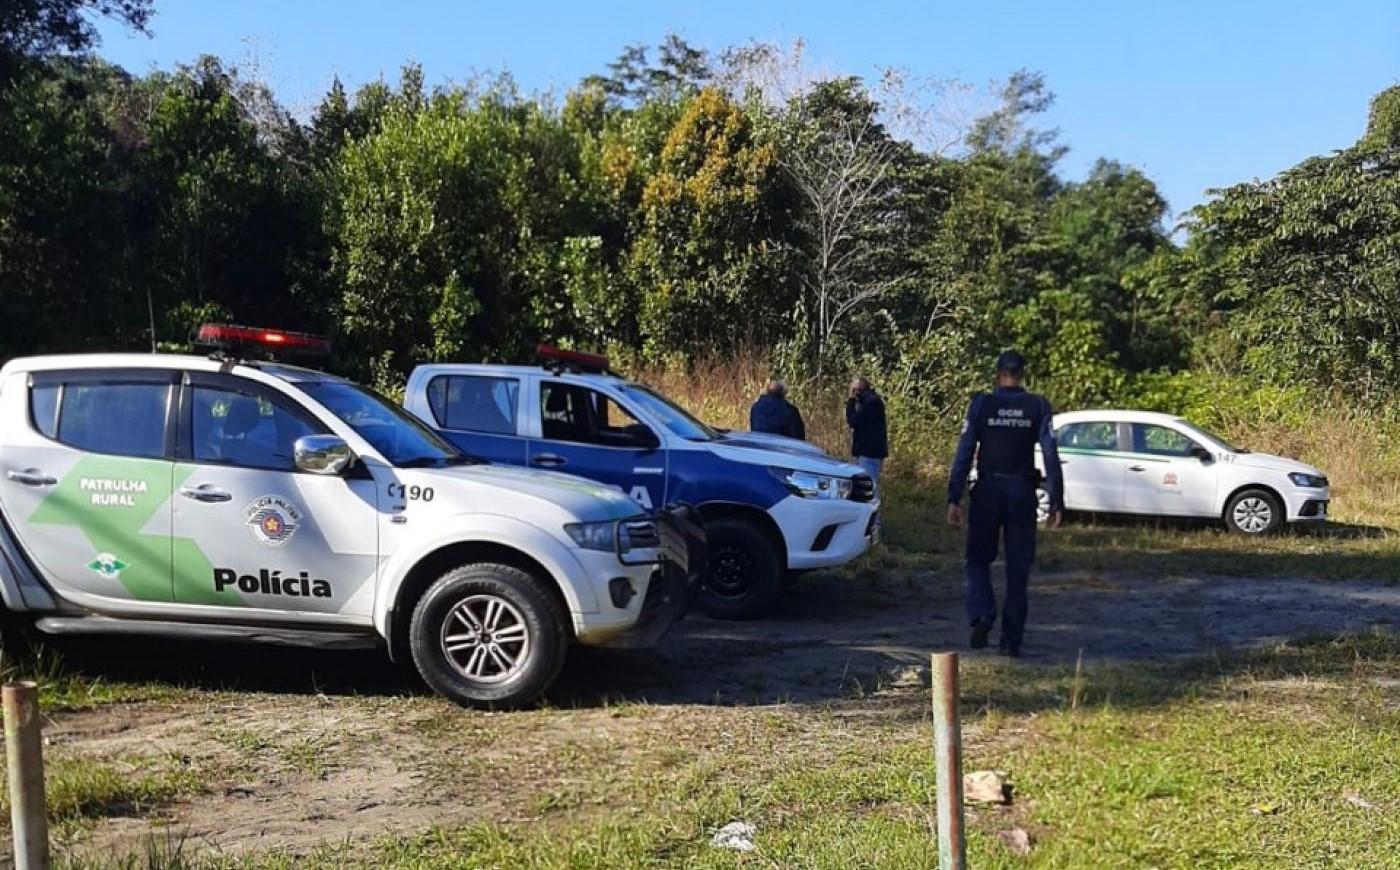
[79,633,1400,868]
[0,753,205,839]
[43,756,204,826]
[875,471,1400,581]
[0,639,182,714]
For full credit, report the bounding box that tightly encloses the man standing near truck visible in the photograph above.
[846,376,888,481]
[750,379,806,440]
[946,351,1063,658]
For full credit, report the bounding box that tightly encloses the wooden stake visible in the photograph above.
[932,653,966,870]
[4,681,49,870]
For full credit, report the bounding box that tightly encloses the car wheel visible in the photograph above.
[1035,487,1050,525]
[1225,489,1283,535]
[698,517,783,620]
[409,563,568,709]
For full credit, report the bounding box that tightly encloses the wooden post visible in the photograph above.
[932,653,966,870]
[4,681,49,870]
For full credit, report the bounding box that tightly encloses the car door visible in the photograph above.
[529,381,667,511]
[1122,422,1218,517]
[420,373,528,465]
[170,373,379,619]
[1053,421,1130,512]
[1,370,178,605]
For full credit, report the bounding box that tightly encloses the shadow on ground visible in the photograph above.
[25,565,1398,713]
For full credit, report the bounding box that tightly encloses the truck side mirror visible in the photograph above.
[295,435,354,475]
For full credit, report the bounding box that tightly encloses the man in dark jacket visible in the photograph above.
[845,376,888,480]
[946,351,1063,658]
[749,380,806,440]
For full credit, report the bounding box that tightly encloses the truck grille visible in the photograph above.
[621,519,660,550]
[850,474,876,503]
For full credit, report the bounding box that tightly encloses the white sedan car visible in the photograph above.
[1034,410,1330,534]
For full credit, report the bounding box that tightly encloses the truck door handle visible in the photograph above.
[179,484,233,503]
[1128,465,1146,473]
[6,468,56,487]
[531,454,566,468]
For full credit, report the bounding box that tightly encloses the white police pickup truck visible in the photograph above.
[0,327,701,709]
[404,348,880,620]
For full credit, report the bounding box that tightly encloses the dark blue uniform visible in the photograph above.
[947,386,1063,653]
[749,394,806,440]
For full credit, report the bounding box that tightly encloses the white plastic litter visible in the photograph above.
[711,821,758,852]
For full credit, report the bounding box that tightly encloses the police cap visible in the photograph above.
[994,350,1026,374]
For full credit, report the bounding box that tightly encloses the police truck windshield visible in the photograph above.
[296,381,474,467]
[620,385,718,442]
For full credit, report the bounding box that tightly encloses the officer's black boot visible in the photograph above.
[969,617,994,649]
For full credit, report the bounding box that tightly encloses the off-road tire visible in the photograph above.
[698,517,783,620]
[1225,488,1284,535]
[409,563,568,709]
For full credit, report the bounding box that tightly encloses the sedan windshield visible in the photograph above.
[296,381,474,467]
[620,384,717,442]
[1178,420,1246,454]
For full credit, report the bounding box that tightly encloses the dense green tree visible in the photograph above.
[626,87,799,356]
[7,14,1394,416]
[0,61,139,353]
[332,77,596,381]
[1184,85,1400,394]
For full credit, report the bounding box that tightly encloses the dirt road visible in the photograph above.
[571,569,1400,704]
[38,570,1400,862]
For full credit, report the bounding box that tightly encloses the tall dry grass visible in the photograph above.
[631,353,855,458]
[629,355,1400,533]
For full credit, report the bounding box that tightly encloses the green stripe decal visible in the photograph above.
[1058,447,1170,463]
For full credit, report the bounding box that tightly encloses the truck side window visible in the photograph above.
[30,384,60,439]
[191,385,318,471]
[540,383,654,449]
[426,375,519,435]
[53,382,170,459]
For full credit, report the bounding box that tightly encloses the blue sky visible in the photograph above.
[96,1,1398,220]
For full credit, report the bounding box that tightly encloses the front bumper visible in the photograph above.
[1284,487,1331,523]
[769,495,881,570]
[577,505,706,648]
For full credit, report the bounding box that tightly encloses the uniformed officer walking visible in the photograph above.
[946,351,1063,657]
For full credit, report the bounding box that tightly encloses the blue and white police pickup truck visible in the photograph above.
[404,348,880,620]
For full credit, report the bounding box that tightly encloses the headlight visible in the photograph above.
[1288,472,1328,488]
[771,468,853,500]
[564,520,623,552]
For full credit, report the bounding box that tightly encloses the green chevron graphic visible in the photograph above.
[27,456,245,605]
[28,455,183,601]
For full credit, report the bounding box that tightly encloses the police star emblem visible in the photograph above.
[86,552,129,580]
[243,495,302,547]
